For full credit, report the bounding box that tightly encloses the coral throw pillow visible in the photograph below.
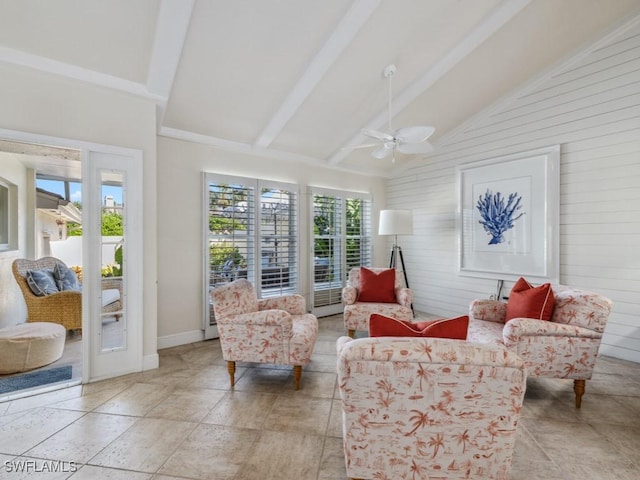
[369,313,469,340]
[505,277,555,321]
[358,267,396,303]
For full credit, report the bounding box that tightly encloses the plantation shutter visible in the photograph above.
[204,174,298,337]
[311,188,372,316]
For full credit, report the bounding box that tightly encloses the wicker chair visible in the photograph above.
[12,257,122,331]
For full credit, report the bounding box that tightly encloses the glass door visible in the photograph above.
[83,149,142,381]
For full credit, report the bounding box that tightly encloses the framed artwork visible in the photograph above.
[456,145,560,283]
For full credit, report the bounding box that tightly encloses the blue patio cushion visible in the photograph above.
[53,262,81,291]
[26,269,59,296]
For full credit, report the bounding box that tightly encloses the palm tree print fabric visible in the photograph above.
[337,336,526,479]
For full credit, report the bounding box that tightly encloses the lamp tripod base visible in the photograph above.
[389,244,413,316]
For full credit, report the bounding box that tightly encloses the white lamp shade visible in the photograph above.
[379,209,413,235]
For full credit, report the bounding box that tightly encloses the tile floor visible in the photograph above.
[0,314,639,479]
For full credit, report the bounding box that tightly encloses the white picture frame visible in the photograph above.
[456,145,560,283]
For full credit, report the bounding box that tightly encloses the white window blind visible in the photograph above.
[311,188,372,313]
[205,174,298,329]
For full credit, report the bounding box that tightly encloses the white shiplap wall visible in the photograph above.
[388,16,640,362]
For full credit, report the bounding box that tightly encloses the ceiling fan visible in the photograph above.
[355,64,435,162]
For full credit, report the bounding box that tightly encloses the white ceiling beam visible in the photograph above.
[160,127,388,177]
[147,0,196,131]
[0,46,162,101]
[253,0,381,148]
[327,0,532,166]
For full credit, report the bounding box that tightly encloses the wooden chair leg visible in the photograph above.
[348,329,355,338]
[293,365,302,390]
[227,360,236,388]
[574,379,585,408]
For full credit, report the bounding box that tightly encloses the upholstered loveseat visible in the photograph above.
[468,284,612,408]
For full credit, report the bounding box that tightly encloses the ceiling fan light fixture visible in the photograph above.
[356,64,435,163]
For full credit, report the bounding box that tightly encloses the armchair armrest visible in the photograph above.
[395,287,413,307]
[217,309,292,327]
[342,286,357,305]
[258,295,306,315]
[336,336,354,355]
[469,299,507,323]
[503,318,602,349]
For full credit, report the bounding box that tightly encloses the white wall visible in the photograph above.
[0,153,28,328]
[156,136,387,345]
[387,18,640,362]
[0,65,159,361]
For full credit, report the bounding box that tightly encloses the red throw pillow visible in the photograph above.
[505,277,555,321]
[358,267,396,303]
[369,314,469,340]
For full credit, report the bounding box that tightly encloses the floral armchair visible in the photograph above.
[469,284,613,408]
[212,279,319,390]
[342,267,413,337]
[337,336,526,480]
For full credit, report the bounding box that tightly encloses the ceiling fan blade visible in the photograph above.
[395,126,435,143]
[372,145,393,159]
[362,128,394,142]
[396,141,434,154]
[340,143,379,151]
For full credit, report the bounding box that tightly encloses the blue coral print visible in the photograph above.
[476,189,524,245]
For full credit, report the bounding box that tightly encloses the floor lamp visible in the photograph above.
[378,209,413,290]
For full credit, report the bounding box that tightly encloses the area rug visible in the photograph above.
[0,365,72,394]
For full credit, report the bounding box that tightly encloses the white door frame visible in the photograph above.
[0,127,145,383]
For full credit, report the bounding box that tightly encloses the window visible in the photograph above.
[0,178,17,251]
[204,174,299,333]
[311,187,372,314]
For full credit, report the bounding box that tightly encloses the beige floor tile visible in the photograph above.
[587,372,640,396]
[318,437,348,480]
[202,390,277,429]
[591,422,640,465]
[525,418,630,466]
[93,382,171,416]
[26,412,138,463]
[145,387,225,422]
[0,407,84,456]
[69,465,152,479]
[235,430,324,480]
[307,353,340,373]
[184,364,238,391]
[559,462,640,480]
[575,393,640,426]
[158,424,258,480]
[294,371,336,398]
[3,386,83,415]
[263,394,332,436]
[509,460,566,480]
[232,367,290,393]
[326,399,343,438]
[89,417,196,473]
[49,385,126,412]
[312,337,339,356]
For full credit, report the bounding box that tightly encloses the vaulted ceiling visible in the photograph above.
[1,0,639,176]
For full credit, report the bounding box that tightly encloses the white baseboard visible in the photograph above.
[143,353,159,371]
[157,329,205,350]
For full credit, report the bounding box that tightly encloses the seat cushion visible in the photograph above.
[369,314,469,339]
[101,289,120,307]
